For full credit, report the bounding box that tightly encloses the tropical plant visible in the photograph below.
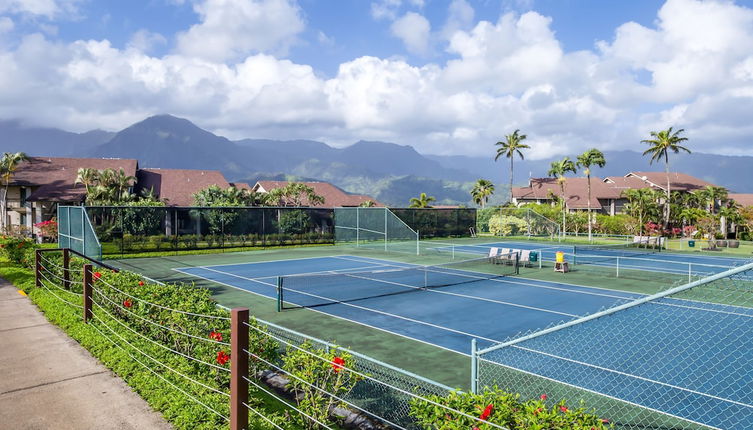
[0,152,30,231]
[623,188,661,235]
[641,127,691,227]
[720,204,743,239]
[699,185,728,215]
[359,200,376,207]
[576,148,606,241]
[74,167,99,194]
[470,179,495,208]
[547,157,577,235]
[266,182,325,207]
[409,192,435,208]
[494,129,529,204]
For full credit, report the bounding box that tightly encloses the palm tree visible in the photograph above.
[409,193,435,208]
[623,188,660,235]
[74,168,99,195]
[111,168,136,201]
[641,127,691,228]
[699,186,728,215]
[470,179,495,208]
[494,130,529,204]
[0,152,30,230]
[359,200,376,208]
[576,149,606,242]
[547,157,577,235]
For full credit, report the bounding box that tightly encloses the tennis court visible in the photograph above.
[174,254,644,354]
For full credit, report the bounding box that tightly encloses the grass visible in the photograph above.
[102,242,335,260]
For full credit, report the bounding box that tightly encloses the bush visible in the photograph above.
[0,236,38,268]
[489,215,528,236]
[149,235,165,251]
[410,387,611,430]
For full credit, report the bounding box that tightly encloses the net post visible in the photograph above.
[416,229,420,256]
[515,252,520,275]
[35,249,41,287]
[688,263,692,283]
[470,338,478,394]
[356,207,360,247]
[538,250,542,269]
[82,264,93,323]
[276,276,283,312]
[63,248,70,290]
[384,208,388,252]
[616,257,620,278]
[230,308,249,430]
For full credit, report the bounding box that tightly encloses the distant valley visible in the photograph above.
[3,115,753,206]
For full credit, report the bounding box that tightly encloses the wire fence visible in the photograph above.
[473,258,753,430]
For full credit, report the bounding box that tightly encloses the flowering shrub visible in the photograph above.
[34,219,58,241]
[489,215,528,236]
[281,341,361,429]
[409,387,611,430]
[0,236,37,268]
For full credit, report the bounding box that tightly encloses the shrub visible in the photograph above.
[488,215,527,236]
[149,235,165,251]
[409,387,611,430]
[34,219,58,241]
[0,236,38,268]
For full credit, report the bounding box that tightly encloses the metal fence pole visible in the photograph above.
[83,264,93,323]
[230,308,249,430]
[616,257,620,278]
[689,264,692,283]
[470,338,478,394]
[35,249,41,287]
[276,276,283,312]
[63,248,70,290]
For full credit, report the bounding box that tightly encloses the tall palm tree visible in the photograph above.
[494,130,529,204]
[409,193,435,208]
[641,127,691,228]
[699,185,728,215]
[547,157,577,235]
[74,168,99,195]
[623,188,660,235]
[576,149,606,242]
[0,152,30,230]
[111,168,136,201]
[470,179,495,208]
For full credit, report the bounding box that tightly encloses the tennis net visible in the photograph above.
[573,241,662,259]
[277,253,520,310]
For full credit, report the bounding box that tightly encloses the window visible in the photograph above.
[20,187,27,205]
[20,213,26,226]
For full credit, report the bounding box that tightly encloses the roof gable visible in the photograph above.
[23,157,138,202]
[137,168,230,206]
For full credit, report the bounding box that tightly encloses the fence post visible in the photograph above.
[470,339,478,394]
[276,276,283,312]
[83,264,93,323]
[616,257,620,278]
[230,308,249,430]
[35,249,41,287]
[63,248,70,290]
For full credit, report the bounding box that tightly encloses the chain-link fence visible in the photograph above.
[84,206,335,257]
[474,259,753,429]
[477,207,560,238]
[334,207,419,254]
[391,208,476,238]
[58,206,101,260]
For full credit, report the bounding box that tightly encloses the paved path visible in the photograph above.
[0,279,172,430]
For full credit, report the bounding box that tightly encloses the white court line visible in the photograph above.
[172,254,342,271]
[173,268,473,357]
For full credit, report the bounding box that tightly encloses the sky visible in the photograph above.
[1,0,753,159]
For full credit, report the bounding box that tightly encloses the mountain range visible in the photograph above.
[3,114,753,206]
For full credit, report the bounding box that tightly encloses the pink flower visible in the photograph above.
[540,394,547,401]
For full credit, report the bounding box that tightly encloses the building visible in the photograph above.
[729,194,753,208]
[252,181,382,207]
[513,172,721,214]
[136,168,230,206]
[8,157,138,234]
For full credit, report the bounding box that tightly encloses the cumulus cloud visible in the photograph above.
[0,16,13,33]
[128,29,167,54]
[176,0,305,62]
[0,0,82,19]
[1,0,753,158]
[390,12,431,55]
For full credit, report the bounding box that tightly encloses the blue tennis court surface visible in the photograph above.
[175,255,643,354]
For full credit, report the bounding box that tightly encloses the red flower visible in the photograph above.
[331,356,345,373]
[93,272,102,280]
[479,404,493,421]
[534,407,542,415]
[138,281,144,286]
[559,406,568,413]
[17,243,23,248]
[601,419,609,424]
[216,350,230,365]
[123,299,132,308]
[0,244,5,248]
[209,331,223,342]
[540,394,547,401]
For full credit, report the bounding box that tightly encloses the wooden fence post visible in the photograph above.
[83,264,93,323]
[35,249,41,287]
[63,248,70,290]
[230,308,249,430]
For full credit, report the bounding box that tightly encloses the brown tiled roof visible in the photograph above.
[21,157,138,203]
[229,182,253,191]
[626,172,717,192]
[253,181,382,207]
[513,177,621,209]
[137,168,230,206]
[729,193,753,208]
[603,176,651,192]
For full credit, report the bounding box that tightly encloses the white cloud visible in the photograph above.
[370,0,402,20]
[128,29,167,54]
[0,0,81,19]
[176,0,305,62]
[1,0,753,159]
[0,16,13,33]
[442,0,474,40]
[390,12,431,55]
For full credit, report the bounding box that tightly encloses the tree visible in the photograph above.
[494,130,529,204]
[576,149,606,242]
[547,157,577,235]
[622,188,661,235]
[359,200,376,207]
[74,168,99,195]
[0,152,30,231]
[641,127,691,228]
[470,179,495,208]
[409,193,435,208]
[699,186,728,215]
[266,183,325,207]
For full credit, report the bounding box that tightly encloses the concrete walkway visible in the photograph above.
[0,279,172,430]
